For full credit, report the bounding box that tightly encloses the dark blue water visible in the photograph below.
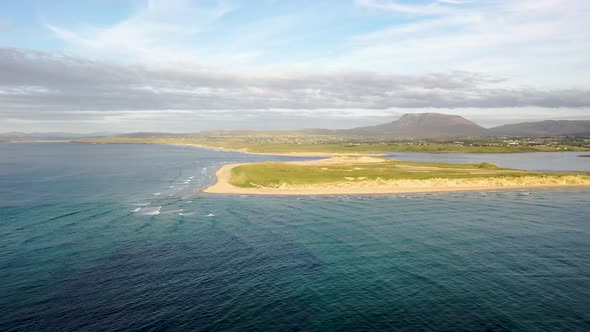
[1,143,589,331]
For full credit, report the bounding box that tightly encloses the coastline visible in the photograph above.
[163,143,590,157]
[203,160,590,196]
[172,143,384,157]
[71,140,590,157]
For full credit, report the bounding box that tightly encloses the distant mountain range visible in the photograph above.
[306,113,590,138]
[0,132,117,140]
[489,120,590,137]
[3,114,590,140]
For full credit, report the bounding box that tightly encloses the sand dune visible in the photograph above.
[203,158,590,196]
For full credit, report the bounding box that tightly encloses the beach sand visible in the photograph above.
[175,143,384,157]
[203,158,590,195]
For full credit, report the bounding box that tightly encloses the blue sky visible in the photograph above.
[1,0,589,132]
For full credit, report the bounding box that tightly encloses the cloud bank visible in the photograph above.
[1,47,589,117]
[2,0,588,132]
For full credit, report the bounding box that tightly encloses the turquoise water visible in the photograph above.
[1,143,589,331]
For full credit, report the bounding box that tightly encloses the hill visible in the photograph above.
[0,132,116,140]
[342,113,488,138]
[490,120,590,137]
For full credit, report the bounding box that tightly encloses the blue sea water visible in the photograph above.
[1,143,589,331]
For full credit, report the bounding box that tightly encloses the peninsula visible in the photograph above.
[204,156,590,195]
[75,113,590,154]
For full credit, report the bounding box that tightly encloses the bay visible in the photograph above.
[1,143,589,331]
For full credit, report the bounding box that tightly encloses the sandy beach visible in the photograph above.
[203,158,590,195]
[174,143,385,157]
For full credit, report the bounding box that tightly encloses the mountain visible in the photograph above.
[343,113,488,138]
[115,132,191,138]
[7,115,590,141]
[314,114,590,138]
[0,132,117,139]
[489,120,590,137]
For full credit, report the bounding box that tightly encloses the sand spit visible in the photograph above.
[173,143,383,157]
[203,158,590,196]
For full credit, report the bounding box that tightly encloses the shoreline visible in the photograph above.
[70,141,590,158]
[171,143,384,157]
[155,143,590,158]
[203,160,590,196]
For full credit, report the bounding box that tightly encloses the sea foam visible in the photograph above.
[144,207,161,216]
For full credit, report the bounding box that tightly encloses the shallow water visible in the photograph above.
[387,151,590,171]
[1,143,589,331]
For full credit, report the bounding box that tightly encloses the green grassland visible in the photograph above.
[78,135,590,154]
[580,155,590,157]
[228,159,587,188]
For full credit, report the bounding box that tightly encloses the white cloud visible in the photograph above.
[351,14,481,43]
[45,0,238,68]
[336,0,590,88]
[356,0,454,15]
[43,0,590,90]
[12,0,589,132]
[437,0,471,4]
[2,47,589,115]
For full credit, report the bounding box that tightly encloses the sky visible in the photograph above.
[1,0,589,133]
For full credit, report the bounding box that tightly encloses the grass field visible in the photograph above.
[78,136,590,154]
[228,158,585,188]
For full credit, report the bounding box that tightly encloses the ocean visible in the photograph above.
[1,143,589,331]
